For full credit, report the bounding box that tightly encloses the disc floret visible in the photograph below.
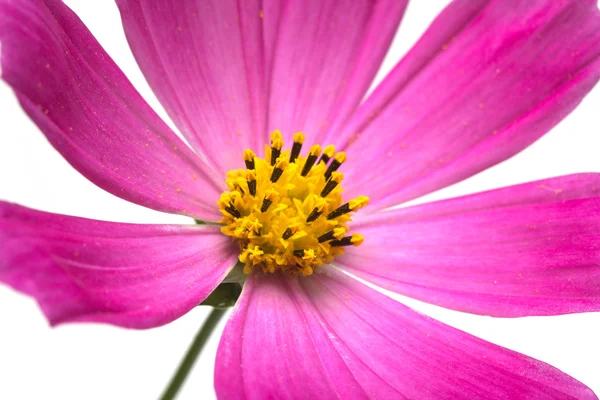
[218,131,368,276]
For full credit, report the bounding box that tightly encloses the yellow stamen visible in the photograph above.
[269,130,284,166]
[293,132,305,144]
[333,152,347,164]
[350,233,364,246]
[264,188,277,201]
[309,144,322,156]
[243,149,256,162]
[218,130,368,276]
[333,227,347,238]
[270,130,283,147]
[349,195,370,211]
[329,171,343,183]
[290,132,305,163]
[245,169,256,180]
[243,149,256,170]
[273,158,289,170]
[322,145,335,159]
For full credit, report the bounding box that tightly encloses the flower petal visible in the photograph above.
[215,273,347,399]
[340,174,600,317]
[0,0,223,221]
[337,0,600,211]
[116,0,269,174]
[215,269,596,399]
[117,0,408,164]
[267,0,408,146]
[0,202,237,329]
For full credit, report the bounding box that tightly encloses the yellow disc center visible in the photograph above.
[218,131,368,276]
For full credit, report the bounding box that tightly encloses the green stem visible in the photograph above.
[160,308,227,400]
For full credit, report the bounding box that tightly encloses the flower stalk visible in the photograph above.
[160,308,227,400]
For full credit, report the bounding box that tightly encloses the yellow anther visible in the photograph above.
[322,145,335,158]
[350,234,364,246]
[324,151,347,179]
[293,132,306,144]
[274,158,289,170]
[225,169,247,191]
[334,152,347,164]
[270,130,284,150]
[333,227,346,239]
[240,245,264,264]
[330,171,344,183]
[217,192,234,208]
[264,188,278,201]
[219,130,367,276]
[229,191,242,201]
[289,222,301,233]
[290,132,305,163]
[271,157,289,183]
[349,195,370,211]
[227,168,245,179]
[260,188,278,212]
[271,130,283,142]
[244,149,256,162]
[302,249,317,261]
[282,222,301,240]
[309,144,322,156]
[306,197,328,223]
[314,197,328,211]
[247,218,262,232]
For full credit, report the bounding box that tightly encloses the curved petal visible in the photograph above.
[337,0,600,211]
[117,0,408,168]
[116,0,270,174]
[268,0,408,146]
[0,0,223,221]
[339,174,600,317]
[215,269,596,399]
[0,202,237,329]
[215,273,348,399]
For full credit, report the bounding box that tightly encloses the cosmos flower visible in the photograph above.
[1,0,600,398]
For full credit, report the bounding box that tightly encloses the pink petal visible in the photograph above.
[340,174,600,317]
[215,273,348,399]
[0,0,223,221]
[0,202,237,329]
[215,269,596,399]
[267,0,408,146]
[117,0,408,165]
[337,0,600,211]
[116,0,269,174]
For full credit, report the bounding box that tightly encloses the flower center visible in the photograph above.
[218,131,369,276]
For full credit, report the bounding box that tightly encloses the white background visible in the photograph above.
[1,1,600,399]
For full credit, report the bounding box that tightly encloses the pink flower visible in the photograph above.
[1,0,600,398]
